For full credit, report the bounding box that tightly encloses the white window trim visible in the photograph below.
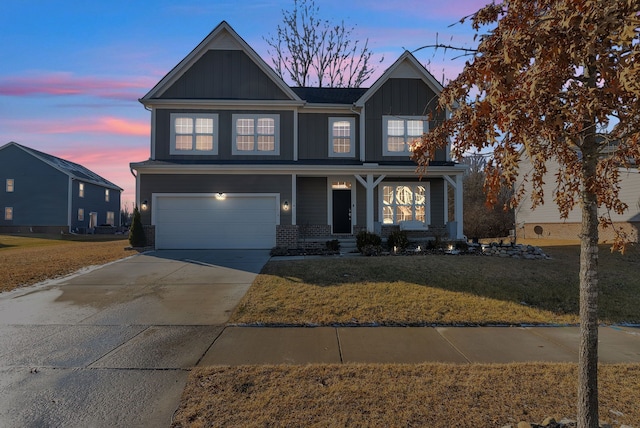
[78,208,84,221]
[170,113,219,155]
[4,207,13,221]
[382,115,428,156]
[232,114,280,156]
[328,117,356,158]
[6,179,14,192]
[79,182,84,198]
[378,182,431,226]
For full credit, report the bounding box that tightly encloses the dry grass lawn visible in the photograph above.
[0,234,131,292]
[231,244,640,326]
[172,363,640,427]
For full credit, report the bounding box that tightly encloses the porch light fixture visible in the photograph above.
[141,200,148,211]
[282,200,290,211]
[215,192,226,200]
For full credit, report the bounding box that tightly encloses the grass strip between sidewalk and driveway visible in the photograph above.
[172,363,640,427]
[230,244,640,326]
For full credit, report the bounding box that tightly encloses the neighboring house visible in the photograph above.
[0,142,122,234]
[130,21,466,250]
[515,151,640,243]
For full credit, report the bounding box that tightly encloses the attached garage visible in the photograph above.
[153,193,278,249]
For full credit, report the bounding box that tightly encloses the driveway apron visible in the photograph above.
[0,249,270,428]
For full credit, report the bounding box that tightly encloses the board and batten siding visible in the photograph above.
[154,109,294,161]
[158,50,290,100]
[0,144,69,227]
[139,174,292,225]
[298,113,360,160]
[364,78,447,163]
[296,177,327,225]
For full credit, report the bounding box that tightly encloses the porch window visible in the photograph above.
[382,116,427,156]
[381,184,427,224]
[4,207,13,221]
[6,179,14,192]
[329,117,355,157]
[170,113,218,155]
[232,114,280,155]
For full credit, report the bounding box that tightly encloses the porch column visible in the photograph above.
[355,174,386,233]
[444,174,464,239]
[291,174,297,225]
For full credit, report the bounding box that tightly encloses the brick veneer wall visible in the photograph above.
[276,225,298,248]
[519,222,639,243]
[143,225,156,248]
[298,224,331,238]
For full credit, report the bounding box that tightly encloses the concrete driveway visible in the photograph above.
[0,249,270,428]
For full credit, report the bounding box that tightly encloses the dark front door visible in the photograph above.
[332,189,351,234]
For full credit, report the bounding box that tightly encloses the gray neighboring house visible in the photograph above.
[0,142,122,234]
[130,21,466,250]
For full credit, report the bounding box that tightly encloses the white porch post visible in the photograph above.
[444,174,464,239]
[355,174,386,233]
[291,174,297,225]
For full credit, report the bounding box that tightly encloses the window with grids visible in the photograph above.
[329,117,355,157]
[79,183,84,198]
[4,207,13,221]
[381,184,427,224]
[170,113,218,155]
[105,189,110,202]
[232,114,279,155]
[383,116,427,155]
[6,179,14,192]
[106,211,115,226]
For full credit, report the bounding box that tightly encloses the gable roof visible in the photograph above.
[140,21,301,103]
[0,142,122,191]
[355,50,444,107]
[292,87,368,104]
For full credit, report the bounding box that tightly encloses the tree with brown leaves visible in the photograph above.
[412,1,640,426]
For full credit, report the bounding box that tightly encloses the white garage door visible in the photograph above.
[154,194,277,249]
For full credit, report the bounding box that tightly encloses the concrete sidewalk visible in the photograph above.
[199,325,640,366]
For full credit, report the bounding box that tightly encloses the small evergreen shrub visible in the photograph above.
[387,230,410,251]
[325,239,340,252]
[356,231,382,253]
[128,207,146,247]
[361,244,383,256]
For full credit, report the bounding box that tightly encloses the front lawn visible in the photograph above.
[231,244,640,325]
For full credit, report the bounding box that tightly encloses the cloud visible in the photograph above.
[19,116,149,137]
[0,72,154,101]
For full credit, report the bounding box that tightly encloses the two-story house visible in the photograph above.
[1,142,122,234]
[130,22,465,250]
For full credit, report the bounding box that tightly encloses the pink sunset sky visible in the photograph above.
[1,0,490,208]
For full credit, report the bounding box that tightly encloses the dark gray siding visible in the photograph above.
[296,177,327,225]
[159,50,290,100]
[139,174,292,225]
[0,145,69,227]
[154,109,294,162]
[71,181,121,230]
[298,113,359,160]
[365,78,447,163]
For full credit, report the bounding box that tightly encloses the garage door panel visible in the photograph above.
[154,195,277,249]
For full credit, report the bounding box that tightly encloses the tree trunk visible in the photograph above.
[577,141,600,427]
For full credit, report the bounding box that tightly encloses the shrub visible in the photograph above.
[128,207,146,247]
[361,244,383,256]
[326,239,340,252]
[356,231,382,253]
[387,230,409,251]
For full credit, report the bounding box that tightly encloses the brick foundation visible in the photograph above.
[143,225,156,248]
[276,225,299,248]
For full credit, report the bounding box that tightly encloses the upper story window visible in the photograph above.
[381,184,429,225]
[170,113,219,155]
[105,189,110,202]
[382,116,427,156]
[79,183,85,198]
[4,207,13,221]
[232,114,280,155]
[329,117,355,157]
[6,179,14,192]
